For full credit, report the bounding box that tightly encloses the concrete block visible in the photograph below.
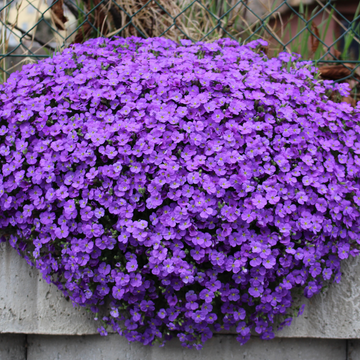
[0,334,26,360]
[348,340,360,360]
[0,242,98,335]
[26,335,346,360]
[276,256,360,338]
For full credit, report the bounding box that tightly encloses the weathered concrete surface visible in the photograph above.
[1,241,360,338]
[0,334,347,360]
[0,242,98,335]
[276,256,360,338]
[348,340,360,360]
[0,334,26,360]
[26,335,346,360]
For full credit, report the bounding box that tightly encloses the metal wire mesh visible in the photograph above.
[1,0,360,95]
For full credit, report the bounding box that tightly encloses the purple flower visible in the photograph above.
[236,322,250,336]
[1,36,358,350]
[126,259,138,272]
[304,281,318,298]
[252,194,267,209]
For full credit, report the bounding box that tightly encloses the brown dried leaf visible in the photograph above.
[333,48,342,59]
[73,22,92,44]
[51,0,68,31]
[321,63,360,105]
[71,0,110,43]
[260,46,269,56]
[92,0,108,31]
[310,23,320,53]
[342,96,357,107]
[319,65,352,80]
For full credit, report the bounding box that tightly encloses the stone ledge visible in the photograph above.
[24,336,349,360]
[0,334,350,360]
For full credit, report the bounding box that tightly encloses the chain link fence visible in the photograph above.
[1,0,360,100]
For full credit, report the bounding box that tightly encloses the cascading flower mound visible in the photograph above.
[1,36,360,349]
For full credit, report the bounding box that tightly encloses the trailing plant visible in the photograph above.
[0,36,360,349]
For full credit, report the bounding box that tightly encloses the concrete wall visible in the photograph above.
[1,334,360,360]
[0,243,98,335]
[2,241,360,358]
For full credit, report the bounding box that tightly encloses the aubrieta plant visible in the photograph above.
[1,36,360,349]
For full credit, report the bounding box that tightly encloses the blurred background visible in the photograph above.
[1,0,359,101]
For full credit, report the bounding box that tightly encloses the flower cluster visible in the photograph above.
[1,36,360,349]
